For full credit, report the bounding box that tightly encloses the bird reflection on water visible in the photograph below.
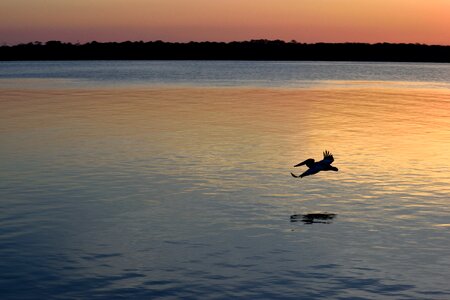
[290,213,337,224]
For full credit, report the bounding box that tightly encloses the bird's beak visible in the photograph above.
[293,163,302,167]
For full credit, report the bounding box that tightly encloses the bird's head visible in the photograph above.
[331,166,338,172]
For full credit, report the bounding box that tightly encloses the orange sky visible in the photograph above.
[1,0,449,45]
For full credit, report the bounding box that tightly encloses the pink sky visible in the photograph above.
[1,0,449,45]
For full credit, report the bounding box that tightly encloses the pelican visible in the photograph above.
[291,150,338,178]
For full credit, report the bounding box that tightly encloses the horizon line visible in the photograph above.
[2,39,450,47]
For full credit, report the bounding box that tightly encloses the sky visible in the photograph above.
[1,0,449,45]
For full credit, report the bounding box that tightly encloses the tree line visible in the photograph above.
[1,40,449,62]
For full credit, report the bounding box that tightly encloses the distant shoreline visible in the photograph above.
[1,40,449,62]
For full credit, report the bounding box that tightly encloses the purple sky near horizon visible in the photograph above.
[1,0,449,45]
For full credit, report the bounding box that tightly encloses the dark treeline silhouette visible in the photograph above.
[1,40,449,62]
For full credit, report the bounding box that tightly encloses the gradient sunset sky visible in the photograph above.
[1,0,449,45]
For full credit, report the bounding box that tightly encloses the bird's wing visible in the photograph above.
[322,150,334,164]
[294,158,315,168]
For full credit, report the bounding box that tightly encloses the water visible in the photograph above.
[1,60,450,89]
[1,61,449,299]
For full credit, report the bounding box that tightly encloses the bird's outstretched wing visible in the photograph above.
[294,158,315,168]
[322,150,334,164]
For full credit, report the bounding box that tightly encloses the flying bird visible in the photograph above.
[291,150,338,178]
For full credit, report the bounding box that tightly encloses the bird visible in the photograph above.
[291,150,338,178]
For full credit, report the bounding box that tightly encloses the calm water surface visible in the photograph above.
[1,61,449,299]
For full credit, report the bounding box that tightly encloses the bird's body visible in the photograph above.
[291,150,338,178]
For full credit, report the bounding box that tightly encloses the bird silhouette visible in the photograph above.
[291,150,338,178]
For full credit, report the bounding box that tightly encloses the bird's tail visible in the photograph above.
[291,172,300,178]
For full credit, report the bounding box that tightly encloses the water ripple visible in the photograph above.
[1,64,450,299]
